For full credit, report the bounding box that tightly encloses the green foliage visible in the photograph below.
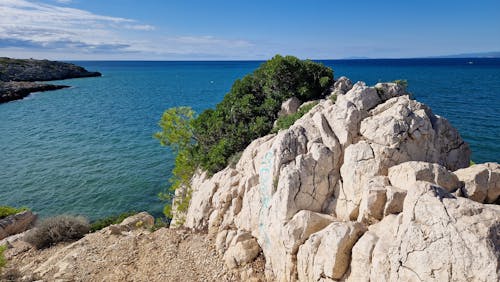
[191,55,333,173]
[470,160,476,166]
[0,206,27,219]
[393,79,408,88]
[228,151,243,168]
[150,218,168,232]
[90,211,137,232]
[154,107,195,151]
[23,215,90,249]
[329,93,337,103]
[0,245,6,273]
[272,102,318,133]
[156,55,333,219]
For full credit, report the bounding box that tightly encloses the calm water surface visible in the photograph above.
[1,59,499,219]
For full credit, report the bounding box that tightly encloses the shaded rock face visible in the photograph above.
[454,162,500,204]
[174,77,499,281]
[0,211,37,240]
[0,57,101,103]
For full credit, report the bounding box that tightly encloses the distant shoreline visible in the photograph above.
[0,57,101,104]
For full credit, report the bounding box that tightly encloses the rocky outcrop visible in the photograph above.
[172,76,499,281]
[0,81,69,103]
[0,211,37,240]
[278,97,302,117]
[0,57,101,103]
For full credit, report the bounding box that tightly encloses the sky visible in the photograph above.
[0,0,499,60]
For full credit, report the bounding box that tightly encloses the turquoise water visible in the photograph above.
[1,59,499,220]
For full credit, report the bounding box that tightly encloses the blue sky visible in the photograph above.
[0,0,499,60]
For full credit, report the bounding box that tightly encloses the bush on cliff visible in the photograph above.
[272,101,318,133]
[0,245,6,273]
[23,215,90,249]
[90,211,137,232]
[0,206,27,219]
[156,55,334,218]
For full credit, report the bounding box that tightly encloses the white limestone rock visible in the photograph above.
[388,181,499,281]
[297,221,366,281]
[388,161,460,192]
[357,176,389,224]
[279,97,302,117]
[454,162,500,203]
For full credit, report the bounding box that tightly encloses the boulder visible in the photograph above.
[388,161,460,192]
[346,231,378,282]
[0,211,37,240]
[357,176,389,224]
[108,212,154,235]
[279,97,301,117]
[223,233,261,269]
[297,221,366,281]
[374,82,408,101]
[338,141,380,220]
[454,162,500,203]
[343,82,381,112]
[331,76,353,96]
[388,181,499,281]
[360,96,470,171]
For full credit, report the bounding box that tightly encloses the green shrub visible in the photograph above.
[0,245,6,274]
[23,215,90,249]
[90,211,137,232]
[329,93,337,103]
[150,218,168,232]
[393,79,408,88]
[0,206,27,219]
[272,102,318,133]
[156,55,334,219]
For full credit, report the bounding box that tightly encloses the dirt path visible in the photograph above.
[3,228,265,281]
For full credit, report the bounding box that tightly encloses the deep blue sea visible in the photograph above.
[1,58,499,220]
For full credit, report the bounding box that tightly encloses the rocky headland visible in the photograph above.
[0,57,101,103]
[2,76,499,281]
[171,77,499,281]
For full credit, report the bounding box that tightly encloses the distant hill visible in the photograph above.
[428,51,500,58]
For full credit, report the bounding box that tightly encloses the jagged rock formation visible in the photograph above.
[0,57,101,103]
[173,77,499,281]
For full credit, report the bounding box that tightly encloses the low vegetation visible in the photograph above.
[156,55,334,218]
[272,102,318,133]
[0,245,6,274]
[0,206,27,219]
[23,215,90,249]
[90,211,137,232]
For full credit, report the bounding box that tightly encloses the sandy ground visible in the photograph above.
[2,228,265,282]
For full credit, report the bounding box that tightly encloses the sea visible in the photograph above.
[1,58,499,220]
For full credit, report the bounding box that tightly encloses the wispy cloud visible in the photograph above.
[0,0,256,59]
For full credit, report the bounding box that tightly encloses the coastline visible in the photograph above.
[0,57,101,104]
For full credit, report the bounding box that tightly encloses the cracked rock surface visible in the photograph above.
[175,77,498,281]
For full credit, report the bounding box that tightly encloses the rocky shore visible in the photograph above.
[0,57,101,103]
